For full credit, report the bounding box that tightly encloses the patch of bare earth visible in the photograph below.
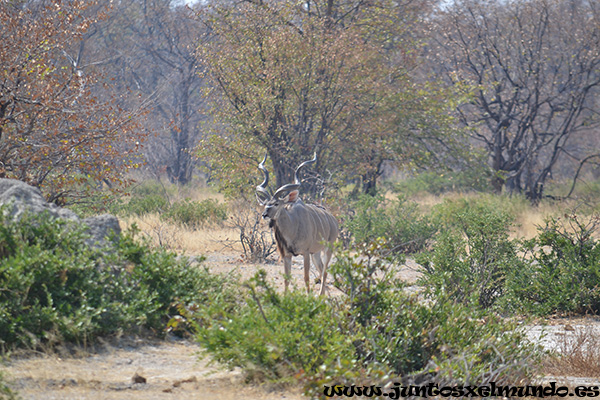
[5,338,304,400]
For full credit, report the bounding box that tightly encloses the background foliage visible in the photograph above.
[0,208,230,349]
[0,1,144,203]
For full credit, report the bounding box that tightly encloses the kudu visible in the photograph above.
[256,153,339,295]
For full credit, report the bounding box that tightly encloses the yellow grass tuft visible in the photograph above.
[121,213,240,256]
[512,201,558,239]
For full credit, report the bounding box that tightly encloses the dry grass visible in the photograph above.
[171,185,226,203]
[119,180,246,256]
[512,201,559,239]
[542,322,600,378]
[120,213,240,255]
[120,181,277,260]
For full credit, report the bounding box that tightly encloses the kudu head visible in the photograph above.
[256,153,317,220]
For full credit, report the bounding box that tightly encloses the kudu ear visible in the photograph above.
[286,190,299,203]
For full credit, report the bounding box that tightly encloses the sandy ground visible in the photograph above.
[5,338,305,400]
[200,252,425,293]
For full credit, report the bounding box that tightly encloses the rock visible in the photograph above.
[0,178,121,248]
[0,178,78,221]
[83,214,122,248]
[132,373,147,384]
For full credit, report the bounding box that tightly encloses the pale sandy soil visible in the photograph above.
[5,338,304,400]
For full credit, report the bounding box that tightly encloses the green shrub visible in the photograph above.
[430,194,530,229]
[122,193,169,216]
[67,191,125,217]
[410,197,600,317]
[417,199,523,309]
[505,213,600,315]
[193,240,539,397]
[393,170,491,196]
[130,181,170,198]
[195,271,352,383]
[344,193,435,254]
[164,198,227,229]
[422,296,537,386]
[117,181,171,216]
[329,242,537,382]
[329,240,430,375]
[0,208,230,349]
[116,180,228,229]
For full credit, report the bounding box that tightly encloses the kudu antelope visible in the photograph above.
[256,153,339,295]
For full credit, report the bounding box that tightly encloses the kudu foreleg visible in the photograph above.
[283,255,293,292]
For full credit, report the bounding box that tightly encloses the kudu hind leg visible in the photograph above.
[311,252,329,296]
[303,253,312,293]
[318,247,334,296]
[311,253,324,277]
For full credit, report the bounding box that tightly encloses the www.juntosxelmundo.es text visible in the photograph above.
[324,382,600,398]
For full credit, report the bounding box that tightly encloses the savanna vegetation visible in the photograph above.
[2,0,600,397]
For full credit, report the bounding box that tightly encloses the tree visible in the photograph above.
[430,0,600,203]
[197,0,453,196]
[92,0,208,185]
[0,0,143,203]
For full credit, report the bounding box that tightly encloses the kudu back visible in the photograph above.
[256,153,339,295]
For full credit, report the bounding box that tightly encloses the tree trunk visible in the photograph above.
[362,173,378,196]
[362,161,383,196]
[168,73,194,185]
[491,133,505,194]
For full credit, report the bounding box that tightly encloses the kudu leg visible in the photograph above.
[311,253,324,276]
[283,255,293,292]
[312,253,328,296]
[319,247,334,296]
[303,253,311,293]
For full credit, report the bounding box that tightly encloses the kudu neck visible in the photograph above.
[272,198,304,223]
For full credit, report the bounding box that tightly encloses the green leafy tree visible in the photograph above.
[197,0,464,195]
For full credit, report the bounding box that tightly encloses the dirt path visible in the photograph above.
[5,338,304,400]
